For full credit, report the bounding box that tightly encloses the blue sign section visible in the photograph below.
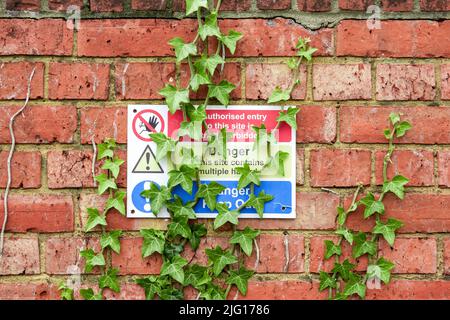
[173,180,292,215]
[132,180,160,213]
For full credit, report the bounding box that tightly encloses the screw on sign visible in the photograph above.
[132,109,165,142]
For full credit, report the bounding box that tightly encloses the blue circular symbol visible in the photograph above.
[132,181,160,213]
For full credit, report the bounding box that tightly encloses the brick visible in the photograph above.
[183,236,230,266]
[379,237,437,274]
[6,0,40,11]
[376,64,436,101]
[420,0,450,11]
[0,19,73,56]
[297,0,332,11]
[346,193,450,233]
[0,62,44,99]
[239,281,326,300]
[337,20,450,57]
[310,149,371,187]
[112,238,162,275]
[45,237,101,274]
[297,106,336,143]
[0,151,41,188]
[375,150,434,186]
[103,283,146,300]
[444,237,450,274]
[238,192,339,230]
[49,63,110,100]
[90,0,124,12]
[244,234,304,273]
[313,64,371,100]
[0,194,74,232]
[131,0,167,10]
[339,0,374,10]
[80,106,127,144]
[381,0,414,11]
[296,148,304,185]
[0,283,54,300]
[0,236,39,275]
[245,64,306,101]
[48,0,84,11]
[340,106,450,144]
[257,0,291,10]
[442,65,450,99]
[174,0,252,11]
[366,280,450,299]
[438,151,450,187]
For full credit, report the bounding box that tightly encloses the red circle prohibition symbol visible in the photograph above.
[132,109,165,142]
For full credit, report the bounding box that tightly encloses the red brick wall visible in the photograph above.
[1,0,450,300]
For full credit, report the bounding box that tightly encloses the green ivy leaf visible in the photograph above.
[159,84,190,114]
[140,229,165,258]
[359,192,385,219]
[382,175,409,199]
[141,183,172,216]
[268,87,290,104]
[186,104,207,122]
[159,287,184,300]
[167,215,192,239]
[189,223,207,250]
[167,195,197,219]
[208,80,235,106]
[163,243,184,260]
[94,173,117,195]
[135,276,161,300]
[184,264,211,288]
[207,128,232,160]
[160,255,188,284]
[286,57,298,70]
[336,206,347,226]
[149,133,176,161]
[85,208,107,232]
[58,283,74,300]
[100,230,122,254]
[219,30,243,54]
[214,203,239,229]
[80,288,102,300]
[372,218,403,247]
[335,228,354,245]
[99,268,120,293]
[80,249,105,273]
[395,121,412,138]
[197,182,226,211]
[189,71,211,92]
[384,129,392,140]
[324,240,342,259]
[264,151,289,177]
[276,107,299,129]
[319,271,337,291]
[245,191,274,218]
[226,267,254,295]
[199,283,226,300]
[352,232,377,258]
[298,47,317,61]
[236,162,260,189]
[178,121,203,140]
[97,139,115,159]
[168,165,197,194]
[343,273,366,299]
[186,0,208,15]
[205,54,225,75]
[229,227,260,256]
[101,157,124,179]
[105,191,126,216]
[367,257,395,285]
[169,37,197,62]
[198,12,221,40]
[389,112,400,125]
[331,259,356,282]
[205,246,238,276]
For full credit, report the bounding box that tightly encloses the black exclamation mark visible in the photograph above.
[145,152,150,171]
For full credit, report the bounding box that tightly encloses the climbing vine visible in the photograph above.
[319,113,412,300]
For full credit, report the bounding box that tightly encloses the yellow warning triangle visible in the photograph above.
[132,145,164,174]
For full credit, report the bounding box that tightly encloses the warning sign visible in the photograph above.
[127,105,296,219]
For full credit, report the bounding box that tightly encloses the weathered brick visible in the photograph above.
[0,151,41,188]
[90,0,124,12]
[444,237,450,274]
[0,62,44,99]
[438,151,450,187]
[0,19,73,56]
[48,0,84,11]
[238,192,339,230]
[442,65,450,100]
[257,0,291,10]
[245,64,306,100]
[103,283,146,300]
[0,283,54,300]
[112,238,162,275]
[339,0,374,10]
[346,193,450,233]
[381,0,414,11]
[49,63,110,100]
[243,234,304,273]
[310,149,371,187]
[340,106,450,144]
[0,105,77,144]
[297,106,336,143]
[366,280,450,299]
[375,150,434,186]
[0,236,39,275]
[45,237,101,274]
[420,0,450,11]
[6,0,40,11]
[173,0,252,11]
[337,20,450,57]
[379,237,437,274]
[0,194,74,232]
[297,0,332,11]
[376,64,436,101]
[115,63,177,100]
[80,106,126,144]
[296,148,304,185]
[240,281,326,300]
[313,64,371,100]
[131,0,167,10]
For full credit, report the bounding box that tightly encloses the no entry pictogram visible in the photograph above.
[132,109,165,142]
